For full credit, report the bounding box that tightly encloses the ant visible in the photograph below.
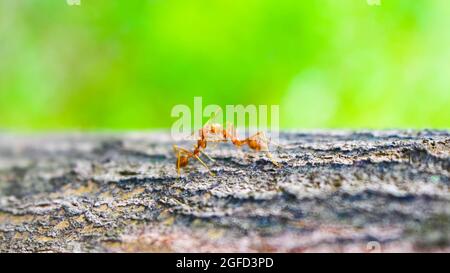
[173,109,279,176]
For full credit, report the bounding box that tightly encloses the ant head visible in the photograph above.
[210,123,222,134]
[248,138,268,151]
[248,139,261,151]
[177,155,189,168]
[197,139,207,149]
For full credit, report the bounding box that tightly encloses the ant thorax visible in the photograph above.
[207,123,223,134]
[199,123,225,141]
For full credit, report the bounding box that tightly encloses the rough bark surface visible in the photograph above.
[0,130,449,253]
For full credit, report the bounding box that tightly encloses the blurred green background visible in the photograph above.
[0,0,449,130]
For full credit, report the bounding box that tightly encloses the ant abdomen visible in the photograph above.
[177,155,189,168]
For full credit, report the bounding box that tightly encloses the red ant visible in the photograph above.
[173,109,279,176]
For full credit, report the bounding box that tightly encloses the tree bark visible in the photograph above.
[0,130,449,252]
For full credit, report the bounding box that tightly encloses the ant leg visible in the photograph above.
[259,134,281,167]
[248,132,281,167]
[173,145,193,176]
[226,121,237,140]
[173,145,180,174]
[173,144,192,155]
[175,145,196,157]
[265,150,280,167]
[203,139,228,143]
[225,122,248,148]
[178,144,214,175]
[194,155,216,176]
[177,146,193,153]
[199,149,215,162]
[258,131,285,149]
[193,155,215,176]
[172,144,179,153]
[191,144,215,162]
[177,150,181,176]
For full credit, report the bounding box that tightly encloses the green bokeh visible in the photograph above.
[0,0,449,130]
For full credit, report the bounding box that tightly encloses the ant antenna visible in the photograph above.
[204,107,223,126]
[200,150,215,162]
[261,132,284,148]
[196,145,215,162]
[193,155,215,176]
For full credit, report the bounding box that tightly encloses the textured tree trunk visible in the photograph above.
[0,130,449,252]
